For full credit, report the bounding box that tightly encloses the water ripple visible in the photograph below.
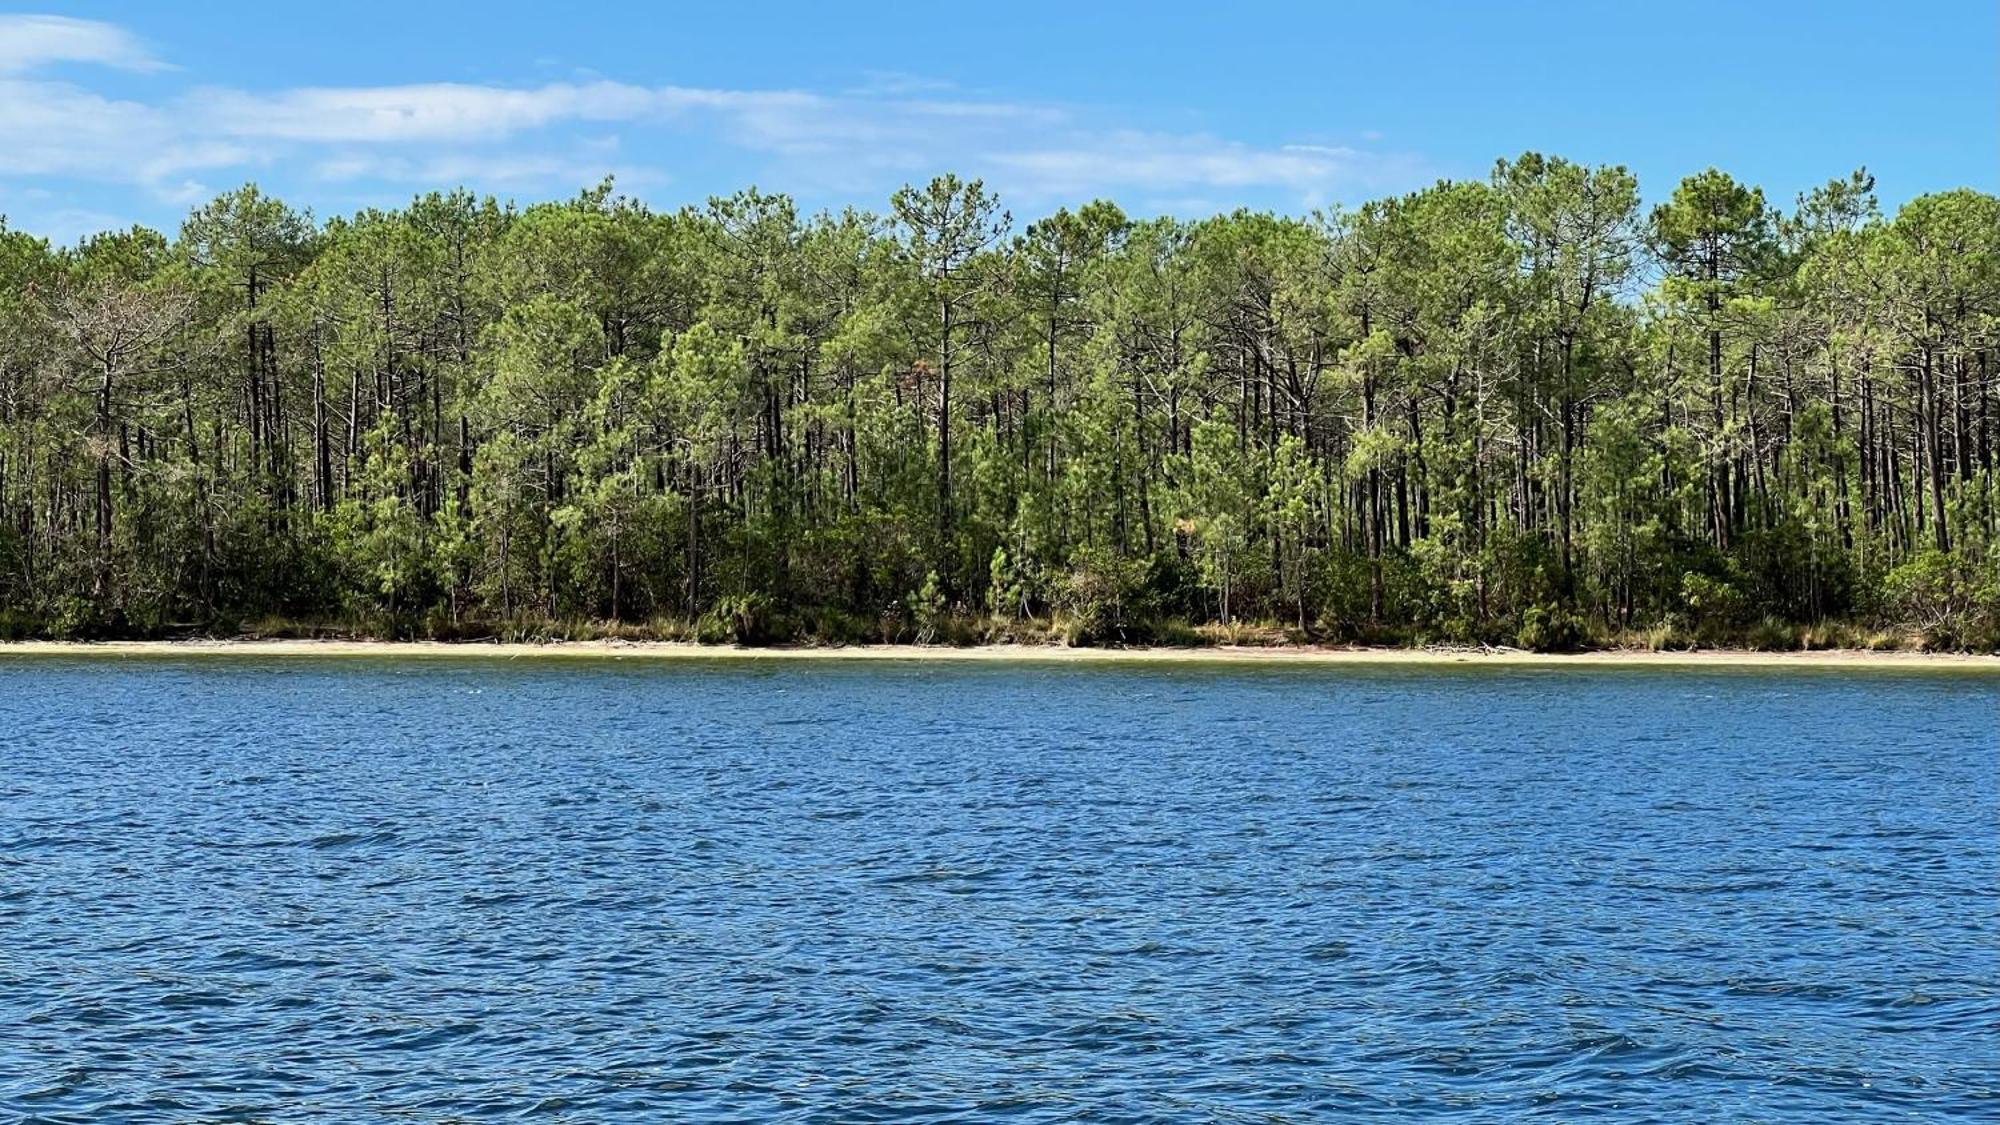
[0,659,1994,1120]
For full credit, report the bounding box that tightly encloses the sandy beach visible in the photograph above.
[0,638,1995,670]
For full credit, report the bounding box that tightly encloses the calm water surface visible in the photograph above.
[1,657,1994,1121]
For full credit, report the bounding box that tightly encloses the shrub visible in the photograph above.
[1878,550,1999,651]
[908,571,945,645]
[1516,603,1587,652]
[1056,547,1145,646]
[698,592,777,645]
[1679,570,1750,631]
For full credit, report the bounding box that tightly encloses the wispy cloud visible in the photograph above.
[846,70,959,98]
[183,81,822,144]
[313,148,667,193]
[0,14,1427,237]
[0,79,249,196]
[989,135,1425,198]
[0,14,164,75]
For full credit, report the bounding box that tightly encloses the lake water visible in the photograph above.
[1,657,1994,1121]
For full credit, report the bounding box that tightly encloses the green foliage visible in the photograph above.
[987,547,1026,620]
[698,592,777,646]
[0,163,1993,651]
[1517,604,1589,653]
[1878,551,2000,650]
[1056,547,1146,646]
[908,570,946,645]
[1680,571,1750,631]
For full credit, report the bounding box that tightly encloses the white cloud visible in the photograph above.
[983,134,1430,205]
[0,14,1430,235]
[0,204,129,246]
[847,71,957,98]
[186,80,730,143]
[992,133,1356,194]
[313,149,665,190]
[0,15,163,75]
[0,79,251,190]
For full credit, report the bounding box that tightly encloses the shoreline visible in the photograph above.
[0,638,1995,670]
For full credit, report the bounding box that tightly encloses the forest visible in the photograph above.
[0,158,1995,649]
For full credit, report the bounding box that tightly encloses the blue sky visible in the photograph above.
[3,1,1994,242]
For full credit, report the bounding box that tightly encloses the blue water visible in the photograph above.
[0,658,1994,1121]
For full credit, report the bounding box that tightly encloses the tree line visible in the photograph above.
[1,158,1996,648]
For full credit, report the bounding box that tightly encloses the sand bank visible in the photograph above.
[1,638,1995,670]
